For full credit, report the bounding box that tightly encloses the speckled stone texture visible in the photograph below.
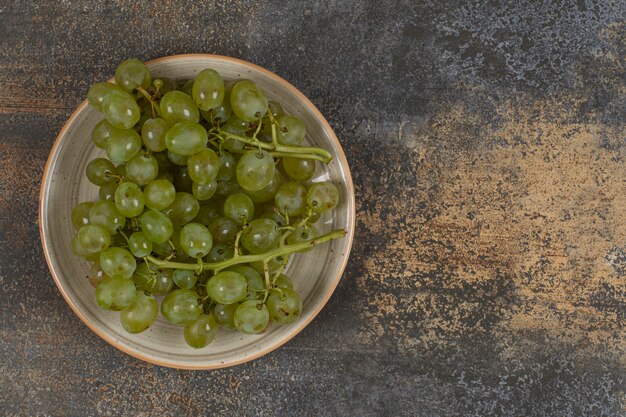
[1,1,624,416]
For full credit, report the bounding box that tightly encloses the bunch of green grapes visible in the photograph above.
[71,58,345,348]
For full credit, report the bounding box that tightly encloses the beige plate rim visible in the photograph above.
[39,53,356,369]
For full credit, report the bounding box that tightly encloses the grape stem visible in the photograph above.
[145,229,346,273]
[136,86,161,117]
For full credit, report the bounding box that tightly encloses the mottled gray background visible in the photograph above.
[1,1,625,416]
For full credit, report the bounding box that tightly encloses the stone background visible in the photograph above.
[1,1,624,416]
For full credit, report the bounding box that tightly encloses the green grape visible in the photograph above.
[147,269,174,294]
[205,244,234,263]
[192,69,225,111]
[221,114,248,136]
[243,169,281,203]
[193,201,220,226]
[276,115,306,146]
[114,182,144,218]
[155,77,177,95]
[307,182,339,213]
[77,224,110,254]
[141,117,169,152]
[216,177,241,197]
[234,300,269,334]
[192,181,217,201]
[306,210,321,224]
[260,210,288,227]
[179,223,213,258]
[179,78,194,95]
[200,83,232,125]
[86,158,116,186]
[106,128,141,165]
[274,273,294,289]
[282,157,316,181]
[89,200,126,234]
[95,276,136,311]
[223,137,246,153]
[159,91,199,124]
[207,217,239,244]
[98,182,118,201]
[125,153,158,185]
[164,192,199,226]
[137,99,153,127]
[161,289,202,326]
[143,179,176,210]
[115,58,151,93]
[250,255,289,275]
[87,82,121,112]
[115,163,127,178]
[267,287,302,324]
[72,202,93,229]
[223,193,254,225]
[101,89,140,129]
[88,263,106,288]
[153,151,175,174]
[184,313,218,348]
[230,80,268,122]
[187,148,219,185]
[173,166,193,193]
[151,241,173,257]
[71,235,92,258]
[140,209,174,243]
[91,119,123,149]
[169,228,191,261]
[99,247,136,279]
[214,302,238,330]
[217,151,236,181]
[275,182,307,216]
[128,231,153,258]
[167,150,189,166]
[173,269,197,289]
[165,121,207,156]
[286,224,318,252]
[206,271,247,304]
[268,100,285,118]
[241,218,280,254]
[227,265,264,300]
[120,292,158,333]
[236,150,274,191]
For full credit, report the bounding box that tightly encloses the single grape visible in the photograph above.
[86,158,116,186]
[77,224,110,254]
[91,119,124,149]
[230,80,268,122]
[243,169,281,203]
[101,89,141,129]
[192,69,225,111]
[72,202,93,230]
[215,177,241,197]
[106,127,142,165]
[147,269,174,295]
[205,244,234,263]
[128,231,153,258]
[241,218,280,254]
[217,151,236,181]
[95,276,136,311]
[71,235,92,258]
[274,273,294,289]
[206,271,247,304]
[236,150,274,191]
[167,150,189,166]
[98,182,118,201]
[207,217,239,245]
[120,292,158,333]
[282,157,316,181]
[223,193,254,225]
[234,300,269,334]
[161,289,202,326]
[155,77,177,95]
[88,263,106,288]
[267,287,302,324]
[200,83,232,125]
[214,302,238,330]
[159,91,199,124]
[179,223,213,258]
[227,265,264,300]
[307,182,339,213]
[99,247,136,279]
[89,200,126,234]
[114,182,145,218]
[141,117,169,152]
[87,82,121,112]
[276,115,306,146]
[115,58,151,93]
[187,148,219,185]
[192,181,217,201]
[140,209,174,243]
[179,78,194,95]
[193,201,220,226]
[286,223,318,253]
[259,210,288,227]
[173,166,193,193]
[184,313,218,348]
[125,152,159,185]
[173,269,197,289]
[151,240,173,257]
[143,179,176,210]
[165,121,207,156]
[275,182,307,216]
[164,192,199,227]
